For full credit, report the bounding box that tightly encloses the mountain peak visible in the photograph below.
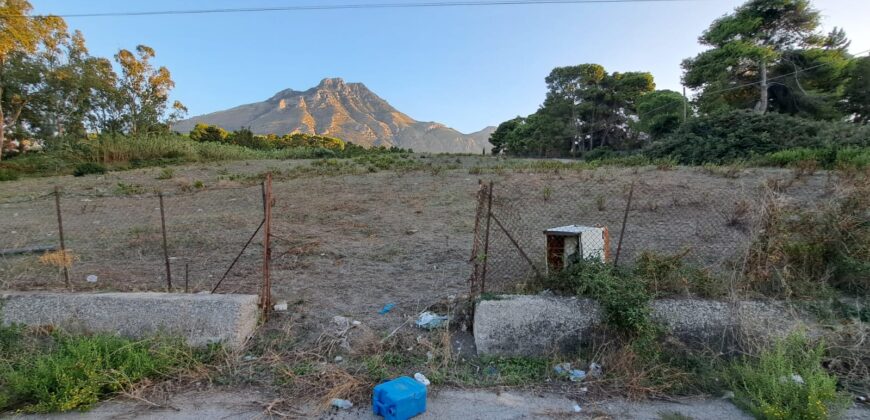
[173,78,493,153]
[317,77,346,88]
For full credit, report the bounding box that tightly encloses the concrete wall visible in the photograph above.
[475,295,813,357]
[0,292,259,349]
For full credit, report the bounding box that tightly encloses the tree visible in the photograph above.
[545,64,654,153]
[636,90,686,139]
[189,122,227,142]
[114,45,185,135]
[0,0,66,160]
[490,64,655,157]
[841,56,870,124]
[682,0,852,118]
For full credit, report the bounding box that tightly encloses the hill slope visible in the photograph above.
[173,78,493,154]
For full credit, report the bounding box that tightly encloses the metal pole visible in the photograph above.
[184,263,189,293]
[613,181,635,267]
[480,181,494,295]
[54,187,71,289]
[261,173,273,318]
[682,86,688,122]
[158,192,172,291]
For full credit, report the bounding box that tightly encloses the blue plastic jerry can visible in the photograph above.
[372,376,427,420]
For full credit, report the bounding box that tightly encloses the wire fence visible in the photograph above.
[0,179,284,316]
[469,175,760,295]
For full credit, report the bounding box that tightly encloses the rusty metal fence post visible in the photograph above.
[480,181,494,295]
[158,192,173,291]
[260,173,273,318]
[53,187,71,289]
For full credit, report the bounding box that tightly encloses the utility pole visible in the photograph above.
[756,59,768,114]
[682,86,688,122]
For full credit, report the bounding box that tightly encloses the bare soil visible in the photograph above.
[0,157,833,334]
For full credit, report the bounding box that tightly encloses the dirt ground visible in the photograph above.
[0,157,834,333]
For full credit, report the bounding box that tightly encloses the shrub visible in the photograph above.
[0,326,200,413]
[72,162,107,177]
[744,177,870,297]
[0,168,20,181]
[540,260,653,335]
[726,333,849,420]
[649,110,870,165]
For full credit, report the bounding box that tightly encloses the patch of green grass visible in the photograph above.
[156,167,174,180]
[726,333,849,420]
[535,260,654,336]
[0,168,19,181]
[72,162,107,177]
[477,356,549,386]
[114,182,147,195]
[0,325,206,413]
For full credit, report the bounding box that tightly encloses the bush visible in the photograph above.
[72,162,107,177]
[0,326,201,413]
[649,110,870,165]
[0,168,20,181]
[726,333,849,420]
[539,260,653,335]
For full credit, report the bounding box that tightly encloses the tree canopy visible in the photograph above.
[0,0,184,159]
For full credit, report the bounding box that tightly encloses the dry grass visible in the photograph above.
[38,250,77,269]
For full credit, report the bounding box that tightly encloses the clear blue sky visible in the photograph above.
[31,0,870,133]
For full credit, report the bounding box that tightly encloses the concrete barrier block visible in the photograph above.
[474,295,601,357]
[475,295,816,357]
[0,292,259,349]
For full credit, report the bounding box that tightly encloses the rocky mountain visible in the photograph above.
[173,78,494,154]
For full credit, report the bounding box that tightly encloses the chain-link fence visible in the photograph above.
[469,175,760,295]
[0,184,269,295]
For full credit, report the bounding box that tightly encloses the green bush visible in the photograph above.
[0,326,199,413]
[540,260,653,335]
[726,333,849,420]
[0,168,20,181]
[649,110,870,165]
[72,162,107,177]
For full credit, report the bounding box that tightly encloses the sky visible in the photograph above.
[30,0,870,133]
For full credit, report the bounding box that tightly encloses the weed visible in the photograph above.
[115,182,147,195]
[635,250,727,299]
[156,167,174,180]
[72,162,107,177]
[536,260,654,335]
[542,186,553,201]
[658,411,694,420]
[0,168,20,181]
[193,180,205,189]
[0,326,206,413]
[595,194,606,211]
[38,250,77,270]
[726,333,849,420]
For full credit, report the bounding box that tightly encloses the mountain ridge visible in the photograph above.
[173,78,494,154]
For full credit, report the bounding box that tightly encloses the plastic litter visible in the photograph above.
[415,312,448,329]
[86,274,98,283]
[554,362,587,382]
[373,376,427,419]
[379,303,396,314]
[331,399,353,410]
[414,372,431,386]
[273,301,288,311]
[334,356,344,363]
[588,362,603,378]
[573,404,582,413]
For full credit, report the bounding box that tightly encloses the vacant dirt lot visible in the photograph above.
[0,157,833,332]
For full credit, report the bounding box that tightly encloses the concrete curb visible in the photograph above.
[475,295,814,357]
[0,291,259,349]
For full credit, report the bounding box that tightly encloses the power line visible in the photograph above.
[14,0,712,19]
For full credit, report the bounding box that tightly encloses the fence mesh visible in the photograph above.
[470,174,760,295]
[0,185,267,294]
